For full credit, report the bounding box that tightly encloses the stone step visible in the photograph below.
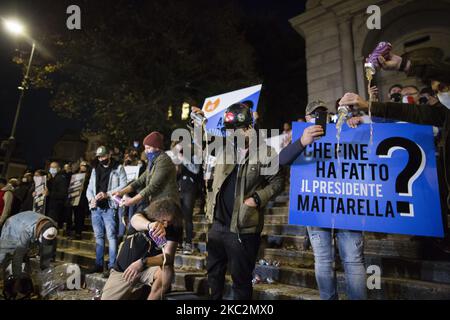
[47,289,97,300]
[254,264,450,300]
[191,221,313,234]
[81,230,95,241]
[264,234,308,250]
[263,248,315,269]
[172,274,321,300]
[174,253,207,271]
[263,233,424,259]
[56,247,101,267]
[192,215,208,223]
[57,240,208,272]
[171,270,208,293]
[264,207,288,216]
[250,282,319,300]
[222,276,320,300]
[263,248,450,285]
[262,224,308,236]
[58,237,107,252]
[85,270,320,300]
[264,214,289,225]
[191,224,320,241]
[363,238,423,259]
[193,222,210,233]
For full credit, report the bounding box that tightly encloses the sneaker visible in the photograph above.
[182,243,193,255]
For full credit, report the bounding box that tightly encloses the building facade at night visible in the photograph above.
[290,0,450,107]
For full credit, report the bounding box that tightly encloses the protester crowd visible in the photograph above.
[0,45,449,301]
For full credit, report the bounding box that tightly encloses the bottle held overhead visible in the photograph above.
[364,41,392,77]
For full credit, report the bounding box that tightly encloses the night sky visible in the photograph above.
[0,0,306,170]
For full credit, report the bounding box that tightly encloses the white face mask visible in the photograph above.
[437,92,450,110]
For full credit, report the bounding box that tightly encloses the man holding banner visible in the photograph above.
[283,105,368,300]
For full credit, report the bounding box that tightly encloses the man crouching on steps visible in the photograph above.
[101,197,183,300]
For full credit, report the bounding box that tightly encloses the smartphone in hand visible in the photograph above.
[316,111,327,136]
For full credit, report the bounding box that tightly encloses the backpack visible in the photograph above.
[115,232,153,272]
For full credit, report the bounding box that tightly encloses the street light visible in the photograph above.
[4,19,25,35]
[1,18,36,177]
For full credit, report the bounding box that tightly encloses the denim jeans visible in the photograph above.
[307,227,367,300]
[91,207,118,269]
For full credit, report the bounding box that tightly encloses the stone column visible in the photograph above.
[338,17,357,93]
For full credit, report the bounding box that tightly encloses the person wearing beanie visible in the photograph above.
[114,131,179,209]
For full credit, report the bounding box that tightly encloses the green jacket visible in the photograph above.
[130,152,179,204]
[206,142,285,234]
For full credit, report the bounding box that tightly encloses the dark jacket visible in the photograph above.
[371,101,450,203]
[48,172,69,202]
[20,182,35,212]
[279,140,305,166]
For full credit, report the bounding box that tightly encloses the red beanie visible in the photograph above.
[143,131,164,150]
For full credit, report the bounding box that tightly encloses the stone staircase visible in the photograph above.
[53,184,450,300]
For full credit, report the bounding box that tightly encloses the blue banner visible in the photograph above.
[288,122,444,237]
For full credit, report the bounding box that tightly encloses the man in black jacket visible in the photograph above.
[339,47,450,253]
[47,162,69,229]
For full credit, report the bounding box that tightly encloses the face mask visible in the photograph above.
[390,93,402,103]
[402,95,416,104]
[133,141,139,148]
[99,158,110,166]
[418,96,429,105]
[146,151,160,164]
[49,168,58,176]
[437,92,450,110]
